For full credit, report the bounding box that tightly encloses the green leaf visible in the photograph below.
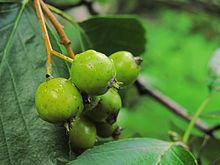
[0,0,22,3]
[68,138,197,165]
[79,16,146,56]
[0,3,70,165]
[191,137,220,165]
[44,0,80,6]
[201,111,220,119]
[94,0,114,4]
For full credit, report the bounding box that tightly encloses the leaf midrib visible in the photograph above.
[155,143,173,165]
[1,0,28,65]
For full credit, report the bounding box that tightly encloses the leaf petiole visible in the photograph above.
[34,0,52,76]
[40,0,75,59]
[183,95,211,144]
[45,3,88,52]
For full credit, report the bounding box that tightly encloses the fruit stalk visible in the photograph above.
[40,0,75,59]
[45,4,78,26]
[51,50,73,63]
[45,3,86,52]
[34,0,52,76]
[183,95,211,144]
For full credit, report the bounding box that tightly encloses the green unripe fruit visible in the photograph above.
[71,50,116,95]
[69,117,96,151]
[84,95,101,111]
[119,85,139,108]
[96,122,119,138]
[35,78,83,123]
[86,88,122,123]
[109,51,140,86]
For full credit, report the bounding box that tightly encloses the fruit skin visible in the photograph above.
[69,117,96,151]
[109,51,140,86]
[35,78,83,123]
[85,88,122,123]
[70,50,116,95]
[119,85,139,108]
[96,122,119,138]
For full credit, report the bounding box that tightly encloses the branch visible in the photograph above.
[210,156,220,165]
[135,79,219,137]
[35,0,74,76]
[45,0,98,15]
[34,0,52,76]
[45,4,78,26]
[132,0,220,16]
[206,124,220,134]
[40,0,75,59]
[82,0,98,16]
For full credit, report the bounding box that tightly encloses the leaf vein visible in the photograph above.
[0,5,19,14]
[0,22,13,32]
[0,115,12,164]
[0,3,25,67]
[171,147,185,165]
[155,143,173,165]
[6,61,31,137]
[17,28,37,95]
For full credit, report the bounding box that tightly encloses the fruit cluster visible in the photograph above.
[35,50,141,152]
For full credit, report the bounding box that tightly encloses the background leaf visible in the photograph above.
[44,0,80,6]
[0,3,70,164]
[201,111,220,120]
[0,0,22,3]
[114,9,220,140]
[68,138,197,165]
[191,137,220,165]
[79,16,146,56]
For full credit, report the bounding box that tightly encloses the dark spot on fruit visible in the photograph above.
[45,74,50,78]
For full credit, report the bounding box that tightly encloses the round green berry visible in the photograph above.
[35,78,83,123]
[69,117,96,151]
[96,122,119,138]
[109,51,140,86]
[86,88,122,123]
[71,50,116,95]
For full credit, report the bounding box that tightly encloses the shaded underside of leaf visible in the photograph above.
[68,138,197,165]
[44,0,80,6]
[0,2,70,165]
[0,0,22,3]
[79,16,146,56]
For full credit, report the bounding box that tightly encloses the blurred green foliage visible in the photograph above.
[118,9,220,139]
